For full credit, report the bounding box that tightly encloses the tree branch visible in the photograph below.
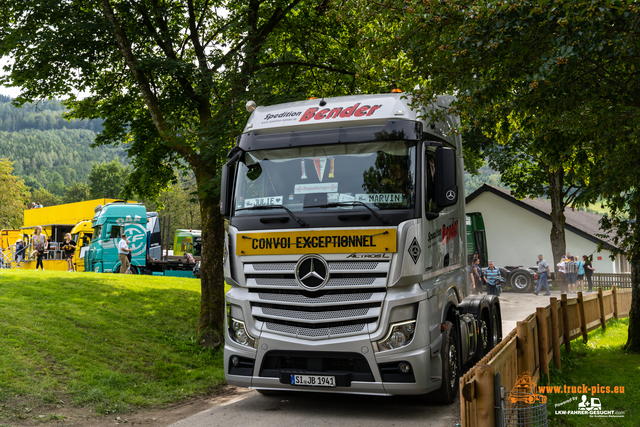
[258,60,355,75]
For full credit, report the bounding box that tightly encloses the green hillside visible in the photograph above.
[0,95,127,193]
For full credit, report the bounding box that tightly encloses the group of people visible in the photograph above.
[470,252,503,296]
[28,202,44,209]
[534,252,595,295]
[18,226,78,271]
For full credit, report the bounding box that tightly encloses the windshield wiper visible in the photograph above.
[305,201,390,224]
[236,205,307,227]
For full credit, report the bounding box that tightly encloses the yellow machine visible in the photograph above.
[19,198,128,271]
[69,220,93,272]
[1,229,22,251]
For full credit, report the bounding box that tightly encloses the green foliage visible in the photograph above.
[87,160,130,200]
[62,181,91,204]
[29,187,62,208]
[0,95,103,132]
[544,318,639,427]
[0,128,127,192]
[144,176,201,248]
[0,270,224,421]
[0,158,29,228]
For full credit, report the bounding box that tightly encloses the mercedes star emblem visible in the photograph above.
[295,255,330,290]
[446,189,456,201]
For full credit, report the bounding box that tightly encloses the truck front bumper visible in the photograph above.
[224,331,441,396]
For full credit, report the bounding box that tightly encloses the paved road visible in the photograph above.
[170,289,562,427]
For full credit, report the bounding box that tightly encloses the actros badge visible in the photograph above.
[295,255,330,290]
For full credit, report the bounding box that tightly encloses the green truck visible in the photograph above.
[84,201,196,277]
[466,212,537,292]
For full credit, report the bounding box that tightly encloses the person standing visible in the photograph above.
[534,254,551,296]
[484,260,502,296]
[15,239,25,264]
[583,255,595,292]
[62,233,77,272]
[565,256,578,293]
[118,233,131,274]
[576,256,585,292]
[472,258,485,294]
[32,226,48,271]
[557,256,568,294]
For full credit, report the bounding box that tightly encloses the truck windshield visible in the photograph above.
[233,141,416,215]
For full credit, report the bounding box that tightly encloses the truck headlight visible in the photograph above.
[229,318,258,349]
[374,320,416,352]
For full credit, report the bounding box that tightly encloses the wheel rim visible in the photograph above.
[480,319,489,351]
[449,343,458,389]
[513,274,529,290]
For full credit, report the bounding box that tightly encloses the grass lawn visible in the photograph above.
[543,318,639,426]
[0,269,225,424]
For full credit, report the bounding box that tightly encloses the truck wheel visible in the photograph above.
[490,303,502,348]
[431,321,459,404]
[509,269,533,293]
[475,312,490,362]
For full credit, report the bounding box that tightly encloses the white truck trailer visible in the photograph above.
[220,93,502,403]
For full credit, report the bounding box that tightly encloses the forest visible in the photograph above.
[0,95,127,195]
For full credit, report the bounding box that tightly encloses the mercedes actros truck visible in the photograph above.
[220,92,502,403]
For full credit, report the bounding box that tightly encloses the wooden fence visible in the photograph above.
[591,272,631,288]
[459,286,633,427]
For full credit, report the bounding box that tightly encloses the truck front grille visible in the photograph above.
[244,261,389,340]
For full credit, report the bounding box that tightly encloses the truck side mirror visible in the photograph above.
[220,163,235,218]
[435,147,458,208]
[106,224,112,236]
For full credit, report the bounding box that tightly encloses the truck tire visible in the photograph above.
[490,301,502,348]
[475,311,491,363]
[430,320,460,404]
[509,269,533,293]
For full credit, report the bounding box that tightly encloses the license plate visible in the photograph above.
[290,374,336,387]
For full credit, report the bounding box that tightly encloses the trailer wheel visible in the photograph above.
[509,269,533,293]
[430,321,459,404]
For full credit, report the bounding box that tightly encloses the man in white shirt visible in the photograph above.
[117,233,131,274]
[557,256,567,294]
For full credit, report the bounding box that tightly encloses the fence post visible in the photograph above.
[536,307,550,385]
[597,287,607,331]
[517,321,531,374]
[549,297,561,369]
[612,285,619,319]
[577,291,588,342]
[476,364,495,427]
[561,294,571,353]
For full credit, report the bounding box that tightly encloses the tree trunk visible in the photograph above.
[624,254,640,352]
[195,166,225,349]
[548,168,567,277]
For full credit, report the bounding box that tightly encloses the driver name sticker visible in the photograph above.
[244,196,283,207]
[356,193,403,204]
[294,182,338,194]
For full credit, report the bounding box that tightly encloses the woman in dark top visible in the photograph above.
[583,255,595,292]
[63,233,77,272]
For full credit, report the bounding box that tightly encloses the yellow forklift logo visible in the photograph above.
[236,229,396,255]
[509,372,548,404]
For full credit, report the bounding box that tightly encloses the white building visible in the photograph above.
[466,184,630,274]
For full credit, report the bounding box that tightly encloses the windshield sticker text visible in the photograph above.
[244,196,283,207]
[356,193,403,204]
[294,183,338,194]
